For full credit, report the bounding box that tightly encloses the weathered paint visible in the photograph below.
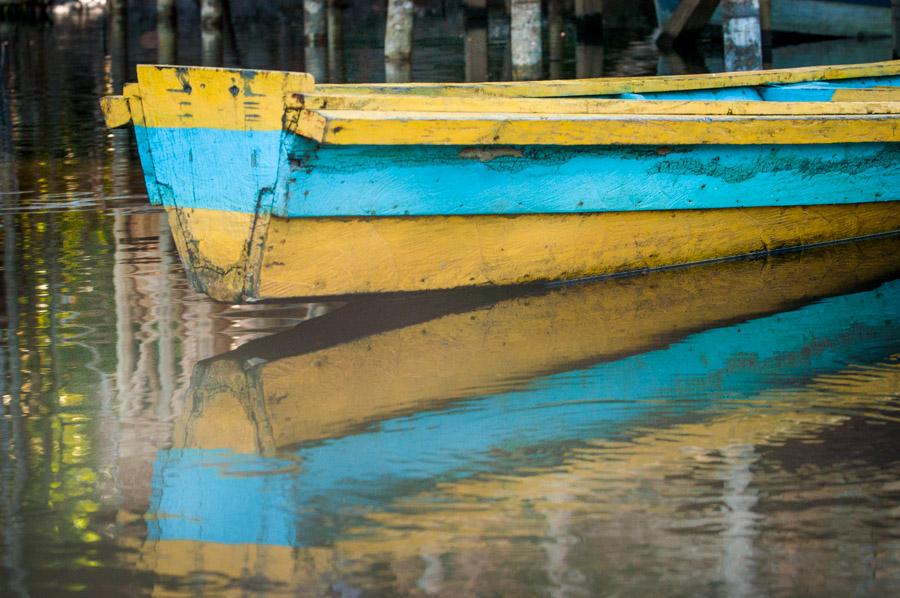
[149,270,900,546]
[280,141,900,217]
[295,109,900,146]
[140,128,900,217]
[293,92,900,115]
[99,95,131,128]
[99,63,900,301]
[177,236,900,453]
[255,202,900,299]
[134,64,313,130]
[833,86,900,101]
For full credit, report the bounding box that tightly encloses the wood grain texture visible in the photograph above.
[291,93,900,115]
[99,95,131,127]
[281,141,899,217]
[134,64,313,130]
[254,202,900,298]
[294,109,900,145]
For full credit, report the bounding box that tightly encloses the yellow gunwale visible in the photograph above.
[291,109,900,146]
[290,93,900,116]
[99,60,900,129]
[313,59,900,97]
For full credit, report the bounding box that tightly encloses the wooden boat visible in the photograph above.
[100,60,900,301]
[654,0,893,38]
[144,238,900,551]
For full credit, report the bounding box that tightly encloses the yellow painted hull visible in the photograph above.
[165,202,900,301]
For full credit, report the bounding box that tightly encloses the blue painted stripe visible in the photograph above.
[283,141,899,217]
[134,126,899,217]
[149,277,900,547]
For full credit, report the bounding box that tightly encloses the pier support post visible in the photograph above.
[304,0,327,81]
[575,0,603,42]
[722,0,762,71]
[157,0,177,64]
[548,0,564,79]
[200,0,223,67]
[892,0,900,58]
[109,0,129,87]
[759,0,772,63]
[464,0,488,82]
[327,0,344,83]
[510,0,542,80]
[575,0,604,78]
[385,0,414,61]
[656,0,720,49]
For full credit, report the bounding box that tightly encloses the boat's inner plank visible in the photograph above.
[290,93,900,116]
[832,87,900,101]
[291,109,900,145]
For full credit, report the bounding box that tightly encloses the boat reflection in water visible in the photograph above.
[142,236,900,595]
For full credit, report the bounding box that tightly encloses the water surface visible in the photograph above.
[2,3,899,596]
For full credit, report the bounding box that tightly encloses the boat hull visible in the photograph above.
[166,202,900,300]
[104,64,900,301]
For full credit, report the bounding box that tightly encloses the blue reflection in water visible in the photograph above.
[149,278,900,547]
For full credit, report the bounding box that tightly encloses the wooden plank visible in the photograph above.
[314,59,900,97]
[255,202,900,298]
[99,95,132,128]
[134,65,314,130]
[290,92,900,115]
[656,0,722,48]
[832,87,900,101]
[293,109,900,146]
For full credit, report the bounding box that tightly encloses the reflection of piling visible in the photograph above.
[464,0,488,82]
[385,0,413,82]
[304,0,326,81]
[0,0,49,21]
[157,0,177,64]
[510,0,542,80]
[201,0,223,67]
[327,0,344,83]
[723,0,762,71]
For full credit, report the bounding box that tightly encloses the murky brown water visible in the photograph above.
[2,2,900,596]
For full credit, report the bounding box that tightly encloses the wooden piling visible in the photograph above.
[200,0,223,67]
[575,0,603,43]
[548,0,564,79]
[510,0,542,80]
[893,0,900,59]
[656,0,720,49]
[109,0,129,87]
[722,0,762,71]
[385,0,414,62]
[157,0,177,64]
[464,0,488,82]
[327,0,344,83]
[304,0,326,81]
